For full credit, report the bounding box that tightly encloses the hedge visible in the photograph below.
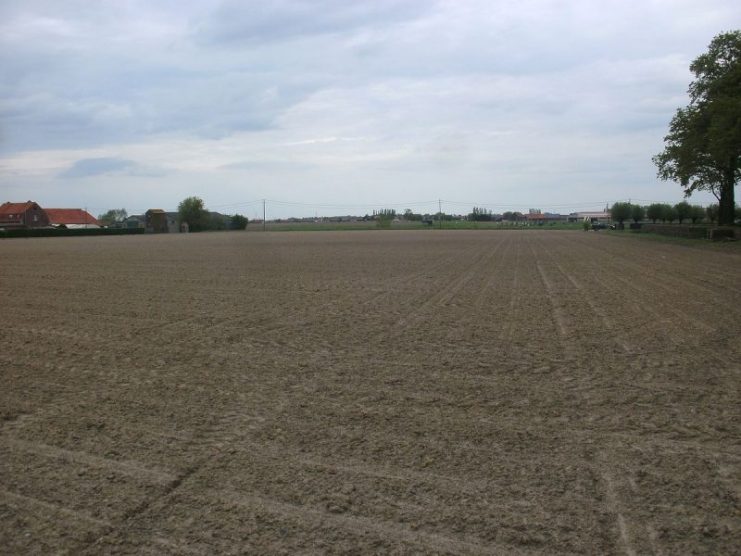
[638,224,737,240]
[0,228,146,239]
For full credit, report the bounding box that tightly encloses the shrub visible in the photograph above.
[231,214,248,230]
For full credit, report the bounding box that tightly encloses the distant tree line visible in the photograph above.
[401,209,456,222]
[610,201,738,225]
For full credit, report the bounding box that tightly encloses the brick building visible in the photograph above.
[0,201,50,229]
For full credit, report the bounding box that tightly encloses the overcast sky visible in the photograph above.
[1,1,739,218]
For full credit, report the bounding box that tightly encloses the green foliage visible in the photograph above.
[582,220,591,231]
[610,202,632,224]
[469,206,493,221]
[374,208,395,228]
[662,205,677,223]
[706,203,719,222]
[630,204,645,223]
[690,205,706,224]
[231,214,248,230]
[502,211,524,222]
[98,208,128,226]
[647,203,668,223]
[674,201,692,224]
[178,196,209,232]
[209,213,228,231]
[653,31,741,226]
[0,227,144,238]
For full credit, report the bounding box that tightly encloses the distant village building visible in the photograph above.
[568,211,611,223]
[123,215,145,229]
[145,209,168,233]
[0,201,49,229]
[166,212,180,233]
[525,211,567,224]
[45,208,100,228]
[525,212,547,224]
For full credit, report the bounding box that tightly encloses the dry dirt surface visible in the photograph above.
[1,230,740,555]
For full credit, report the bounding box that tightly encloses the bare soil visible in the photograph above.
[1,230,739,554]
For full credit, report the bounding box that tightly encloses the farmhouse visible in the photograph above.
[525,212,566,225]
[45,208,100,228]
[145,209,169,233]
[526,212,547,224]
[0,201,49,229]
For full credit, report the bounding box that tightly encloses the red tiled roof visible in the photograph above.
[0,201,37,215]
[44,208,100,226]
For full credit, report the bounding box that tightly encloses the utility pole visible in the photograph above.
[438,199,442,230]
[263,199,266,232]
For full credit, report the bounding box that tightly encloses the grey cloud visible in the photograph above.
[0,62,315,151]
[59,157,165,178]
[193,0,432,45]
[221,160,314,171]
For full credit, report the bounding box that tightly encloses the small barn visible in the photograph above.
[123,215,145,229]
[45,208,100,228]
[0,201,50,229]
[145,209,168,233]
[166,212,180,233]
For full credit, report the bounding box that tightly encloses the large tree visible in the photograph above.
[610,202,632,226]
[646,203,664,223]
[98,208,127,226]
[178,196,209,232]
[674,201,692,224]
[653,31,741,226]
[630,204,645,223]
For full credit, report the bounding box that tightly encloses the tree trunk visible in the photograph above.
[718,167,736,226]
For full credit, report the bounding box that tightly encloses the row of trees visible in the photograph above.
[469,207,493,221]
[610,201,737,225]
[401,209,455,221]
[177,197,247,231]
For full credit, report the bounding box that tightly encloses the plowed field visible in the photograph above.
[1,230,740,554]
